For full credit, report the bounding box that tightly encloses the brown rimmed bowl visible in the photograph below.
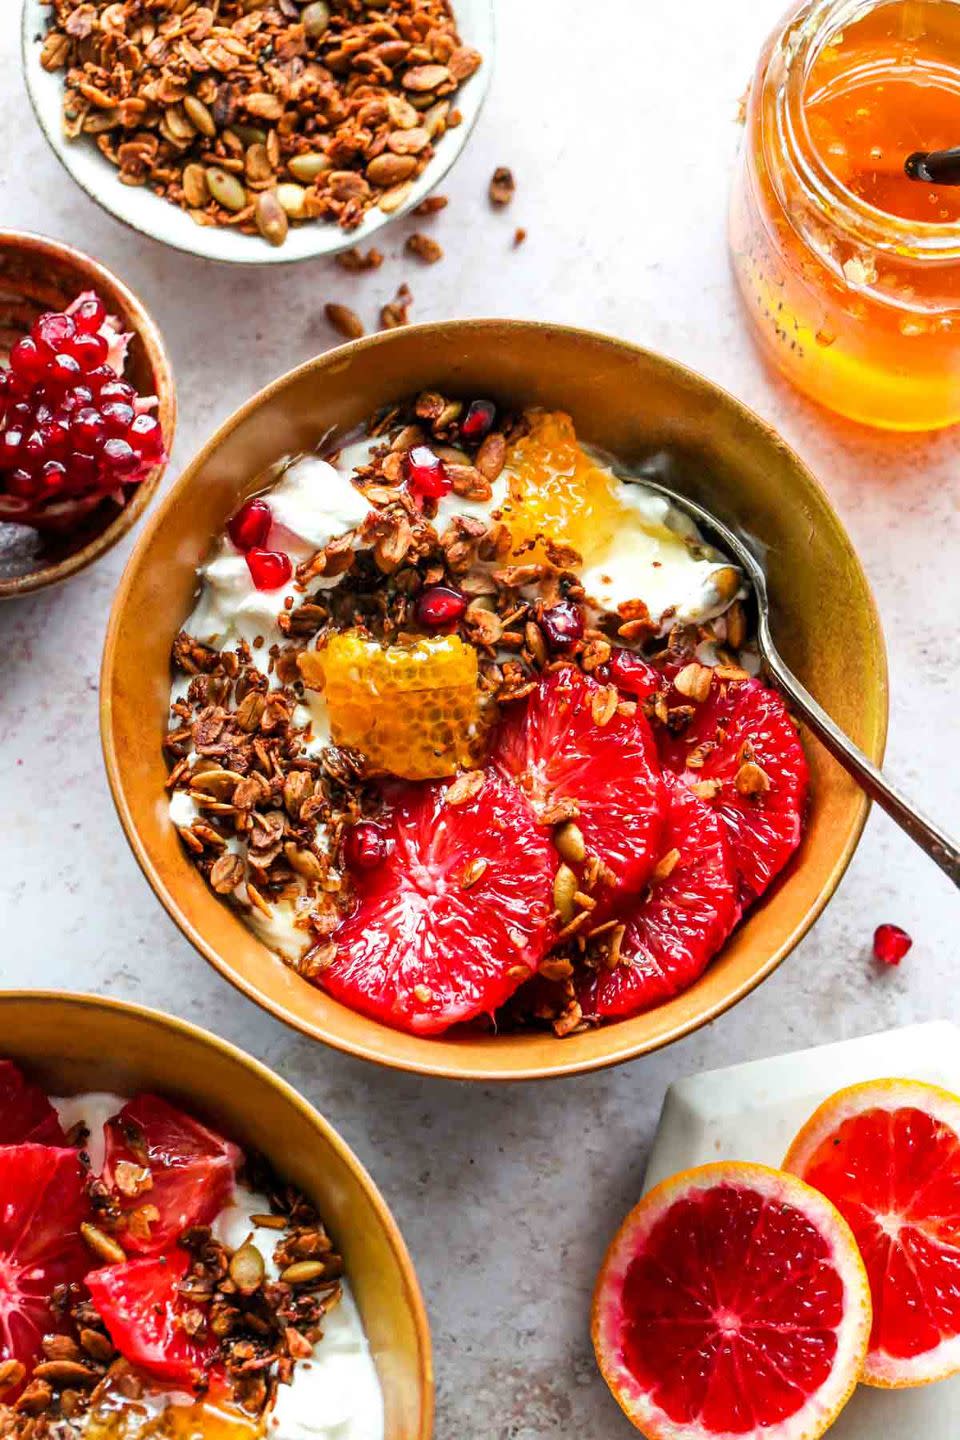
[0,230,176,598]
[0,990,433,1438]
[101,320,888,1082]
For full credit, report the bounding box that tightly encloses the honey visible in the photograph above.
[730,0,960,430]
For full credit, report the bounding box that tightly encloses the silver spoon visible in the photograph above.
[636,473,960,889]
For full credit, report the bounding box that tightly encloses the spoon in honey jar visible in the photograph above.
[634,472,960,887]
[904,147,960,184]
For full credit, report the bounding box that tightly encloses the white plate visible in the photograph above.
[646,1022,960,1440]
[21,0,494,265]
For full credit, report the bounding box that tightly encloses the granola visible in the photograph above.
[39,0,482,248]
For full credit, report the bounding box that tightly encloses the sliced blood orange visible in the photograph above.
[784,1078,960,1388]
[491,667,666,904]
[323,772,556,1035]
[0,1144,93,1388]
[578,773,738,1021]
[102,1095,241,1255]
[592,1161,871,1439]
[658,676,808,902]
[86,1248,218,1386]
[0,1060,66,1145]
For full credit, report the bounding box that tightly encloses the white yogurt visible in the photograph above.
[52,1095,384,1440]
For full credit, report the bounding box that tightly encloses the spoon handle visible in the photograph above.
[757,623,960,889]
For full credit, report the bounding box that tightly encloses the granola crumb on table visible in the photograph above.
[39,0,483,248]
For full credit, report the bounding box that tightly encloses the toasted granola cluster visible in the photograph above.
[40,0,481,246]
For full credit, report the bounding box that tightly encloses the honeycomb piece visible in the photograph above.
[318,630,482,780]
[501,409,632,565]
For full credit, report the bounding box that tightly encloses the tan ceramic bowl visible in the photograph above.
[101,320,888,1081]
[0,230,175,597]
[0,991,432,1437]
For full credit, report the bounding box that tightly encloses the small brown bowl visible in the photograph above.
[0,230,176,598]
[0,990,433,1438]
[101,320,888,1082]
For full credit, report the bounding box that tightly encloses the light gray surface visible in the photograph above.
[3,3,959,1436]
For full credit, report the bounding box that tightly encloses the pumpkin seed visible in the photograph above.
[182,162,209,208]
[80,1223,126,1265]
[206,166,246,212]
[183,94,216,138]
[276,182,307,217]
[553,864,578,924]
[302,0,331,37]
[281,1260,328,1285]
[229,1243,266,1294]
[230,123,268,148]
[245,142,274,183]
[256,190,289,246]
[554,821,586,865]
[288,151,330,183]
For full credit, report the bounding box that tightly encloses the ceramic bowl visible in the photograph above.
[101,320,888,1081]
[0,230,176,598]
[22,0,494,266]
[0,990,433,1438]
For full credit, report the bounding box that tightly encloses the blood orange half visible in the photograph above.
[592,1162,871,1439]
[784,1078,960,1388]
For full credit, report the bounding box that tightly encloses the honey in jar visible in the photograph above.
[730,0,960,430]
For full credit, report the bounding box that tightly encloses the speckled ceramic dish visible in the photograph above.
[0,990,433,1438]
[21,0,494,266]
[0,230,175,598]
[100,320,888,1082]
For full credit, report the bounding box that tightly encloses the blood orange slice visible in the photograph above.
[86,1248,218,1386]
[0,1145,93,1388]
[784,1078,960,1388]
[102,1095,241,1255]
[578,773,738,1021]
[324,772,556,1035]
[592,1161,871,1439]
[491,667,666,904]
[657,676,808,902]
[0,1060,66,1145]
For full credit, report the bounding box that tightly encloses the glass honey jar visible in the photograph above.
[730,0,960,430]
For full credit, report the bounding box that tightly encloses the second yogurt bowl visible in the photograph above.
[101,320,887,1081]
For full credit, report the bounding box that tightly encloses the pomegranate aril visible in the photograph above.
[128,413,164,460]
[873,923,912,966]
[59,386,94,415]
[40,420,70,459]
[405,445,451,498]
[32,312,75,351]
[23,430,48,469]
[6,467,37,499]
[98,380,136,406]
[47,353,82,387]
[72,294,106,333]
[101,401,135,436]
[40,461,67,493]
[68,331,109,371]
[540,600,584,652]
[67,452,98,492]
[415,584,467,628]
[85,365,116,393]
[343,822,389,871]
[246,548,292,590]
[73,408,106,448]
[605,648,661,698]
[9,336,50,382]
[228,498,272,552]
[460,399,496,443]
[1,429,24,466]
[101,437,139,478]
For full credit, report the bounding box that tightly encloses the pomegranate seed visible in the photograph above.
[98,379,136,405]
[6,467,36,499]
[245,547,292,590]
[59,385,94,415]
[73,408,106,449]
[9,336,50,382]
[47,353,82,387]
[343,822,389,871]
[873,923,912,966]
[66,452,98,492]
[460,399,496,443]
[0,429,24,466]
[101,437,139,478]
[540,600,585,652]
[128,413,164,460]
[40,460,67,493]
[39,420,70,459]
[23,430,47,469]
[405,444,451,498]
[228,497,272,552]
[68,331,109,371]
[72,294,106,333]
[415,584,467,628]
[604,647,661,698]
[85,365,116,393]
[33,312,75,351]
[101,400,135,436]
